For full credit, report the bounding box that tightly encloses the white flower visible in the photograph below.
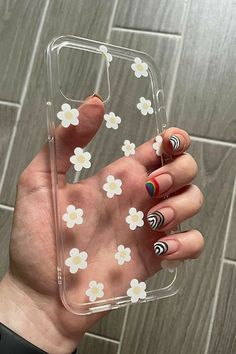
[56,103,79,128]
[104,112,121,129]
[152,135,163,156]
[161,260,183,273]
[126,207,144,230]
[85,280,104,302]
[99,45,112,67]
[127,279,147,303]
[131,57,148,78]
[121,140,136,157]
[102,175,122,198]
[137,97,154,116]
[70,147,91,171]
[62,205,83,228]
[115,245,131,265]
[65,248,88,273]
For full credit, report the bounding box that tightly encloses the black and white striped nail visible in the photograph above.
[147,211,165,230]
[154,241,168,255]
[153,239,179,256]
[169,135,181,151]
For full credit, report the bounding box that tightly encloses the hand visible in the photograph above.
[0,97,204,354]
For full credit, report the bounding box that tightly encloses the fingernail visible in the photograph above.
[153,239,179,256]
[145,174,173,198]
[147,207,174,230]
[92,93,103,101]
[169,134,182,151]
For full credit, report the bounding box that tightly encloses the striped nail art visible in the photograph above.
[153,241,168,255]
[147,211,165,230]
[145,178,159,197]
[169,135,181,151]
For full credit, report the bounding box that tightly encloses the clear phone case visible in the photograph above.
[45,36,184,315]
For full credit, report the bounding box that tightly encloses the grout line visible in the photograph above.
[85,332,120,345]
[190,135,236,148]
[117,306,129,354]
[204,175,236,354]
[166,0,192,119]
[0,0,50,196]
[224,258,236,266]
[0,204,14,212]
[0,100,21,108]
[112,26,181,38]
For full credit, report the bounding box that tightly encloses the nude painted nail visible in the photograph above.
[153,239,179,256]
[145,174,173,198]
[147,207,174,230]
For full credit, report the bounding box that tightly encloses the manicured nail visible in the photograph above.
[92,93,103,101]
[147,207,174,230]
[153,239,179,256]
[145,174,173,198]
[169,135,181,151]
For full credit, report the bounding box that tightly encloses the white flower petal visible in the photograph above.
[61,103,71,111]
[69,264,79,274]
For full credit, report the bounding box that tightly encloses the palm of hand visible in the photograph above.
[10,154,163,304]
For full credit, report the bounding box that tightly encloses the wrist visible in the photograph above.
[0,272,78,354]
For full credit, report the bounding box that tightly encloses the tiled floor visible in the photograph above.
[0,1,235,353]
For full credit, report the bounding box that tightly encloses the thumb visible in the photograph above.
[27,96,104,175]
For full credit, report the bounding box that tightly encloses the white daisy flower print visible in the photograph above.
[65,248,88,273]
[126,207,144,230]
[56,103,79,128]
[127,279,147,303]
[161,260,183,273]
[104,112,121,130]
[152,135,163,156]
[86,281,104,302]
[70,147,91,172]
[62,205,83,228]
[121,140,136,157]
[137,97,154,116]
[99,45,112,67]
[131,57,148,78]
[103,175,122,198]
[115,245,131,265]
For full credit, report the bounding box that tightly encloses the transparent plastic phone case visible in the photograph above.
[45,36,184,315]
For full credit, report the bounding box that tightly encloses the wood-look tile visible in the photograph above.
[77,334,118,354]
[110,29,180,103]
[89,308,125,340]
[225,189,236,260]
[208,263,236,354]
[114,0,187,34]
[169,0,236,142]
[119,142,236,354]
[0,0,46,102]
[0,0,116,206]
[0,104,18,178]
[0,208,13,279]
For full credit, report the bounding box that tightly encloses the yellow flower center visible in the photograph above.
[92,287,99,295]
[143,103,149,110]
[110,182,117,190]
[73,256,81,265]
[131,214,139,222]
[109,116,116,124]
[69,211,77,220]
[136,63,144,71]
[133,286,141,295]
[120,251,126,258]
[77,155,85,163]
[127,145,131,150]
[65,111,73,119]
